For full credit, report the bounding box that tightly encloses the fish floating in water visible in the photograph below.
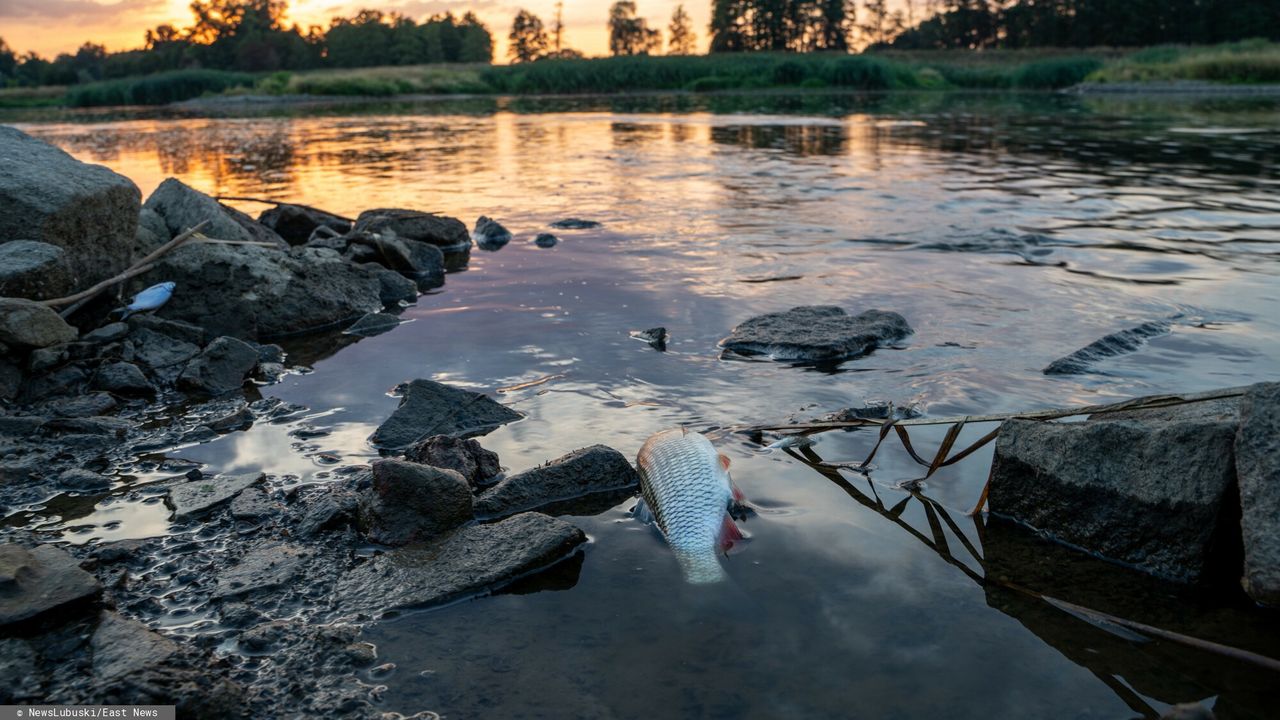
[636,428,746,584]
[117,281,175,320]
[762,433,819,451]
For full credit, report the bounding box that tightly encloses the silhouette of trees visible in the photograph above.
[609,2,662,56]
[709,0,857,52]
[509,9,550,63]
[668,5,698,55]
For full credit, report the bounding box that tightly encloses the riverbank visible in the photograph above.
[4,40,1277,110]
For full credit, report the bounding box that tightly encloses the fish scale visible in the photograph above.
[636,429,741,584]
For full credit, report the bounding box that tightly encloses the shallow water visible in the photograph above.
[10,92,1280,718]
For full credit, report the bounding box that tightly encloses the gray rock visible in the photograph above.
[1235,382,1280,607]
[20,365,88,404]
[82,322,129,344]
[127,315,205,347]
[369,379,523,450]
[363,263,420,305]
[988,406,1239,583]
[58,469,112,492]
[1044,320,1172,375]
[214,544,310,600]
[0,357,21,401]
[92,361,155,396]
[0,126,141,287]
[358,459,473,546]
[229,487,276,521]
[0,543,102,628]
[404,435,501,488]
[133,216,165,258]
[533,232,559,248]
[178,336,259,395]
[475,445,639,518]
[353,209,471,271]
[0,637,42,702]
[719,306,913,362]
[42,392,117,418]
[92,611,179,681]
[632,326,667,350]
[0,415,45,436]
[167,472,265,520]
[0,298,78,349]
[137,206,170,244]
[0,240,74,300]
[550,218,601,229]
[258,204,351,246]
[344,312,401,337]
[335,512,586,616]
[297,488,359,537]
[143,177,271,244]
[43,416,130,436]
[136,242,384,341]
[124,327,200,370]
[474,216,513,251]
[206,404,254,433]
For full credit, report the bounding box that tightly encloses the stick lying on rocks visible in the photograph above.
[41,221,210,318]
[214,195,355,224]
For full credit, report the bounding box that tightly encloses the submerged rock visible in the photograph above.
[369,379,523,450]
[719,306,912,362]
[0,544,102,628]
[475,445,639,519]
[473,216,513,251]
[1043,319,1172,375]
[631,326,668,350]
[0,126,141,287]
[988,400,1240,584]
[550,218,601,229]
[358,459,474,546]
[334,512,586,616]
[404,435,501,488]
[0,241,74,301]
[0,298,78,349]
[1235,382,1280,607]
[353,209,471,271]
[533,232,559,248]
[178,336,259,396]
[258,203,351,246]
[167,472,265,520]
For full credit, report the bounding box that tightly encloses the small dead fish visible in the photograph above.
[763,434,819,451]
[118,281,175,319]
[636,428,746,584]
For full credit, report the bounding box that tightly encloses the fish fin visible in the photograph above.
[731,481,745,504]
[718,453,731,471]
[118,308,132,320]
[718,514,745,555]
[632,497,655,525]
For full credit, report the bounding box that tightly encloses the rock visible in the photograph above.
[178,336,259,395]
[229,487,275,521]
[297,488,359,537]
[358,460,473,546]
[82,322,129,344]
[632,326,668,350]
[404,435,501,488]
[0,126,141,287]
[1235,382,1280,607]
[43,416,130,436]
[124,327,200,370]
[473,216,513,251]
[0,638,41,702]
[127,315,206,347]
[41,392,117,418]
[345,231,445,289]
[344,312,401,337]
[363,263,420,305]
[1044,319,1172,375]
[475,445,639,518]
[92,361,155,396]
[58,469,112,491]
[136,242,384,341]
[533,232,559,248]
[136,206,170,251]
[0,543,102,628]
[0,240,74,300]
[143,177,280,245]
[721,306,912,362]
[206,404,254,433]
[258,204,351,246]
[92,611,180,681]
[353,209,471,271]
[550,218,601,229]
[0,298,78,348]
[0,415,45,436]
[214,544,310,600]
[369,379,523,450]
[0,357,21,400]
[334,512,586,616]
[20,365,88,404]
[988,404,1239,583]
[167,472,265,520]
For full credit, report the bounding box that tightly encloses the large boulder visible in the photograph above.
[143,178,283,246]
[988,400,1240,583]
[357,459,474,546]
[475,445,639,518]
[719,306,913,362]
[334,512,586,616]
[1234,382,1280,607]
[136,242,384,341]
[178,336,260,395]
[354,209,471,271]
[258,204,351,246]
[0,241,74,300]
[369,379,523,450]
[0,298,78,348]
[0,126,140,287]
[0,543,102,628]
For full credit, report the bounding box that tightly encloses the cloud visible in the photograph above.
[0,0,166,21]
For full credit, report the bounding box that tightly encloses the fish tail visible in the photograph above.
[673,549,727,584]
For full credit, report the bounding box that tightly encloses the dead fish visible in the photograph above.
[763,433,820,451]
[117,281,175,319]
[636,428,746,584]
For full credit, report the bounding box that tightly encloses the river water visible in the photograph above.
[10,92,1280,718]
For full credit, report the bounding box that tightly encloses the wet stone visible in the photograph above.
[167,472,265,520]
[92,611,179,682]
[533,232,559,248]
[229,487,276,521]
[1234,381,1280,607]
[127,315,206,347]
[358,459,474,546]
[474,216,513,251]
[41,392,118,418]
[719,306,913,362]
[0,544,102,628]
[0,637,42,702]
[1043,319,1172,375]
[213,544,310,600]
[369,378,523,450]
[91,361,155,396]
[549,218,601,229]
[124,328,200,370]
[475,445,639,519]
[178,336,259,396]
[0,298,78,349]
[404,435,502,488]
[58,469,112,492]
[81,322,129,344]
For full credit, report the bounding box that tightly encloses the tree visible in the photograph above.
[458,12,494,63]
[709,0,749,51]
[509,9,549,63]
[859,0,890,46]
[0,38,18,86]
[552,1,565,54]
[667,4,697,54]
[608,1,662,56]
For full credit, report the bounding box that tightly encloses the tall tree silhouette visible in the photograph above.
[509,9,549,63]
[609,1,662,56]
[668,4,698,54]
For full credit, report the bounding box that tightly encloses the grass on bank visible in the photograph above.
[44,40,1280,108]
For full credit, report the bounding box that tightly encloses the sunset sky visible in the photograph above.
[1,1,925,63]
